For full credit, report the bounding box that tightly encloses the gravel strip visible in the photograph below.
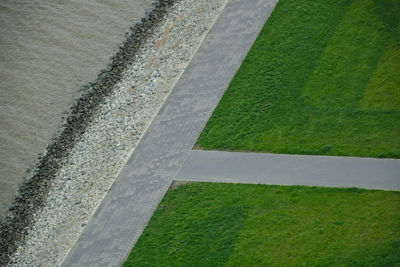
[4,0,227,265]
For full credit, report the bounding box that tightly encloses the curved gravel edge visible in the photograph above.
[4,0,228,265]
[0,0,175,265]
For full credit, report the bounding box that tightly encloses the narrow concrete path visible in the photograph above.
[62,0,278,266]
[176,150,400,191]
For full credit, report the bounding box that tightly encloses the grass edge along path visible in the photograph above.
[124,182,400,266]
[196,0,400,158]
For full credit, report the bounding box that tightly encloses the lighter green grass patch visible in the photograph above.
[361,39,400,111]
[302,0,386,110]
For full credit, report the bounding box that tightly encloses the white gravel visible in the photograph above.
[8,0,228,265]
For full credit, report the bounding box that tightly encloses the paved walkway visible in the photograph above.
[176,150,400,191]
[62,0,278,266]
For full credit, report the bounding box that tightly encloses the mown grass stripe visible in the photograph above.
[302,0,388,110]
[361,40,400,111]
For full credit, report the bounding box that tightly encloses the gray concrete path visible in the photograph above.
[62,0,278,266]
[176,150,400,191]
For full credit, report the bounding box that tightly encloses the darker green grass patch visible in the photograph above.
[196,0,400,158]
[124,183,400,266]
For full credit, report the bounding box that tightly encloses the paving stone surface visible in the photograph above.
[176,150,400,191]
[62,0,278,266]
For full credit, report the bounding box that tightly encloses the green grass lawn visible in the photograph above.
[124,183,400,266]
[196,0,400,158]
